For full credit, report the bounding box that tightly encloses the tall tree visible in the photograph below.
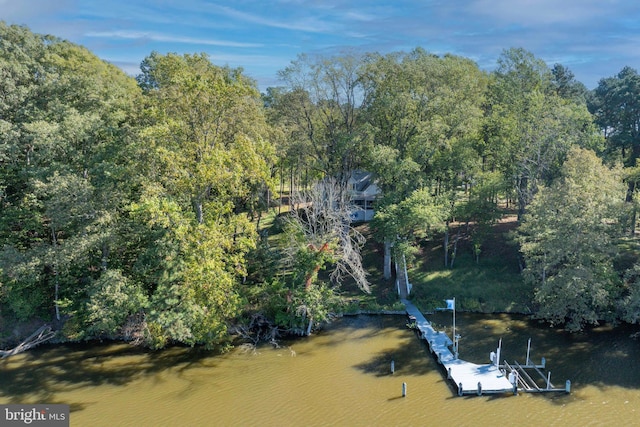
[274,52,367,182]
[550,63,588,103]
[134,52,275,348]
[589,66,640,232]
[517,147,626,331]
[371,188,447,281]
[0,23,142,325]
[484,48,601,220]
[361,49,486,185]
[453,171,505,265]
[361,49,486,269]
[590,66,640,167]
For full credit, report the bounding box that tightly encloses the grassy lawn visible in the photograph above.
[408,251,531,314]
[260,197,533,315]
[338,216,533,315]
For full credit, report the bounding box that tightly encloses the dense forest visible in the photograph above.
[2,22,640,350]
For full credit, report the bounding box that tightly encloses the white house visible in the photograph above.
[348,171,381,222]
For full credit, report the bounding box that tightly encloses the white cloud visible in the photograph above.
[85,30,263,48]
[0,0,75,22]
[344,11,377,22]
[207,4,336,33]
[4,0,640,91]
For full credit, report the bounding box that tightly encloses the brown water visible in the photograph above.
[1,314,640,426]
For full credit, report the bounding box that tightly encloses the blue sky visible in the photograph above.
[3,0,640,91]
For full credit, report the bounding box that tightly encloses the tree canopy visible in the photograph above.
[517,147,627,331]
[4,23,640,346]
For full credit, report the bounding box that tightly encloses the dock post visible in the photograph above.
[565,380,571,393]
[477,382,482,396]
[458,383,463,396]
[541,356,546,369]
[526,338,531,366]
[510,371,518,395]
[547,371,551,390]
[391,359,395,374]
[402,382,407,397]
[447,367,452,379]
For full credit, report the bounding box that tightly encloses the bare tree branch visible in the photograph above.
[285,178,370,293]
[1,325,55,359]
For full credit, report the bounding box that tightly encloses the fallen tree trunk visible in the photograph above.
[0,325,55,359]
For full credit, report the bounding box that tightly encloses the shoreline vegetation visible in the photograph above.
[3,23,640,354]
[0,215,549,353]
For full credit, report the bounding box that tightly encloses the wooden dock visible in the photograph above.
[402,299,570,396]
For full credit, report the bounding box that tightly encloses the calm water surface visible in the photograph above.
[1,314,640,426]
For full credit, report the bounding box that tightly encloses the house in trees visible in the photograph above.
[348,171,381,222]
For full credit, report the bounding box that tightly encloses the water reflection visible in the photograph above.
[428,312,640,390]
[1,314,639,426]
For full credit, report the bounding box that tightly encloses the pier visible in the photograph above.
[402,299,570,396]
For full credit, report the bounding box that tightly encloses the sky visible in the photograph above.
[2,0,640,91]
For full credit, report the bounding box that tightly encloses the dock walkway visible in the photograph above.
[403,299,514,396]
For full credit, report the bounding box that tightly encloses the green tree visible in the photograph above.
[371,188,447,276]
[134,52,275,348]
[361,49,486,186]
[485,48,602,220]
[590,66,640,167]
[517,147,627,331]
[550,63,588,103]
[453,171,505,265]
[589,67,640,233]
[85,270,147,338]
[361,49,486,270]
[274,52,368,182]
[0,23,142,325]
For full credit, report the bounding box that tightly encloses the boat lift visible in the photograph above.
[406,299,570,396]
[500,338,571,394]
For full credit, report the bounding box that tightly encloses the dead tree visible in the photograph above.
[233,313,280,352]
[285,178,370,293]
[1,325,55,359]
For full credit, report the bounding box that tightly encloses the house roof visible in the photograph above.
[349,170,376,192]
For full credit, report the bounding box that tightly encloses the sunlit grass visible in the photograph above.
[256,202,533,315]
[408,251,532,314]
[339,219,533,315]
